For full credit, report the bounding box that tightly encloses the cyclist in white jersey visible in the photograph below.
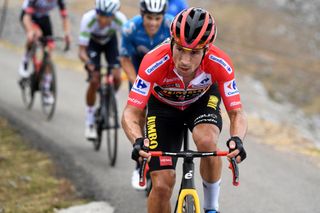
[78,0,127,140]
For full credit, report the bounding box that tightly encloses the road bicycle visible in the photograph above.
[19,36,69,120]
[140,126,239,213]
[92,66,119,167]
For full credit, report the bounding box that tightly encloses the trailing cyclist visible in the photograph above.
[19,0,71,105]
[120,0,173,190]
[78,0,127,140]
[122,7,248,213]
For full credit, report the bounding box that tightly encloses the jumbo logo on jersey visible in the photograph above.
[224,79,239,97]
[209,55,232,74]
[146,54,170,75]
[132,76,150,96]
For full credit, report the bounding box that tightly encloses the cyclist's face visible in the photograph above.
[143,14,164,37]
[172,43,205,78]
[97,15,114,28]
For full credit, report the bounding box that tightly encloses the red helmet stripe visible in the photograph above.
[204,18,216,45]
[190,12,210,48]
[180,8,193,47]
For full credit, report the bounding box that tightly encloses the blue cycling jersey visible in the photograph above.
[167,0,188,17]
[120,14,173,73]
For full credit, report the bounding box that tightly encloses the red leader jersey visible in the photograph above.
[127,41,242,111]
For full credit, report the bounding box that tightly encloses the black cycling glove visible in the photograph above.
[131,137,149,162]
[227,136,247,162]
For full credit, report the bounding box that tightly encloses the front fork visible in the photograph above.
[176,158,201,213]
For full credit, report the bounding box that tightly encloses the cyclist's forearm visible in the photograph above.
[78,46,90,64]
[120,57,137,84]
[228,108,248,140]
[122,105,145,144]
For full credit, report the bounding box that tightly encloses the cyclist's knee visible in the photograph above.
[193,124,219,151]
[151,170,175,199]
[89,73,100,87]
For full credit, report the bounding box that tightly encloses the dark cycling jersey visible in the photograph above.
[22,0,67,18]
[128,40,242,112]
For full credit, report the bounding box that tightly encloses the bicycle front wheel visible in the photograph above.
[105,87,118,167]
[21,73,35,110]
[183,195,196,213]
[94,107,103,151]
[40,61,57,120]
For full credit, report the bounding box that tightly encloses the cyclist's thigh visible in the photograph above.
[186,83,223,133]
[35,15,53,37]
[147,95,184,172]
[104,34,120,73]
[87,40,102,70]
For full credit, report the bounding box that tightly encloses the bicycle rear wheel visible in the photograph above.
[40,61,57,120]
[105,87,118,167]
[21,73,35,110]
[183,195,196,213]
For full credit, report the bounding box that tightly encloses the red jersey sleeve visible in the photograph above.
[206,46,242,111]
[127,43,171,109]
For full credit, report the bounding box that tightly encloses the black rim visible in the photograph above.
[40,61,56,120]
[106,89,118,167]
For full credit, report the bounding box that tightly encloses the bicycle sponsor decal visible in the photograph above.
[132,75,151,96]
[209,54,233,74]
[224,79,239,97]
[147,116,158,149]
[145,54,170,75]
[159,156,173,166]
[184,170,193,179]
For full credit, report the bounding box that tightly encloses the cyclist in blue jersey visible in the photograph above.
[120,0,172,190]
[167,0,188,16]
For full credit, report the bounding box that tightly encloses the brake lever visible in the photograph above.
[139,157,148,187]
[229,157,240,186]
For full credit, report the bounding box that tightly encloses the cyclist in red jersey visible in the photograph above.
[122,8,248,213]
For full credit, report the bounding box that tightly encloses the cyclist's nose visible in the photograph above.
[180,51,191,66]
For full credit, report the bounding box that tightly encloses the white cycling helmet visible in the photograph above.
[96,0,120,16]
[140,0,167,14]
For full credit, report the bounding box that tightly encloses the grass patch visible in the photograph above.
[0,118,87,213]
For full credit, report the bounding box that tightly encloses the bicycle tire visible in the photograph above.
[21,74,35,109]
[40,61,57,120]
[94,107,103,151]
[105,87,118,167]
[183,195,195,213]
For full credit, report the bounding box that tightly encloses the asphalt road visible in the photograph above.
[0,45,319,213]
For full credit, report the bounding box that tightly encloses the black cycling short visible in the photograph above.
[86,35,120,72]
[146,84,223,172]
[20,11,53,37]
